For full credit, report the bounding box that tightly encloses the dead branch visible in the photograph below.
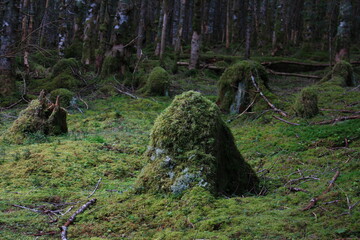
[312,115,360,125]
[177,61,224,70]
[267,69,321,79]
[60,198,97,240]
[285,176,320,186]
[273,115,300,126]
[320,108,360,114]
[12,204,41,213]
[88,178,102,198]
[288,187,309,193]
[113,85,139,99]
[77,95,89,110]
[302,170,340,211]
[250,74,288,117]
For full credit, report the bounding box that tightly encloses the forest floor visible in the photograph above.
[0,55,360,239]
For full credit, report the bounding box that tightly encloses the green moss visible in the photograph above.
[100,56,120,78]
[48,73,79,91]
[320,61,355,86]
[293,87,319,118]
[3,93,68,144]
[135,91,258,195]
[64,40,83,60]
[217,60,270,114]
[30,50,58,68]
[139,67,171,96]
[50,88,75,107]
[51,58,80,78]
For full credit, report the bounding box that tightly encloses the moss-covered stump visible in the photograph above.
[217,60,269,114]
[50,88,75,107]
[135,91,258,196]
[320,61,355,86]
[139,67,170,96]
[293,87,319,118]
[3,91,68,144]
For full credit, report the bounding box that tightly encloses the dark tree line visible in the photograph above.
[0,0,359,99]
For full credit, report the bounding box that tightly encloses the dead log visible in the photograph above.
[267,69,321,79]
[312,115,360,125]
[250,74,288,117]
[302,170,340,211]
[320,109,360,114]
[60,198,97,240]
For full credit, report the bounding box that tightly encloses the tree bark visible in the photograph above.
[82,1,100,65]
[245,0,253,59]
[136,0,147,59]
[189,0,201,70]
[159,0,168,61]
[335,0,352,62]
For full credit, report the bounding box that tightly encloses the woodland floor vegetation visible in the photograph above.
[0,46,360,239]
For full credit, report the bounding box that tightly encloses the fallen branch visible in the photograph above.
[285,176,320,186]
[267,69,321,79]
[88,178,102,198]
[312,115,360,125]
[320,108,360,114]
[288,187,309,193]
[273,115,300,126]
[302,170,340,211]
[250,74,288,117]
[113,85,139,99]
[12,204,41,213]
[60,198,97,240]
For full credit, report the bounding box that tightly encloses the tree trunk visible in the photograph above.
[82,1,100,65]
[136,0,147,59]
[159,0,169,61]
[189,0,201,70]
[0,0,19,99]
[58,0,68,56]
[335,0,352,62]
[154,6,163,56]
[245,0,253,59]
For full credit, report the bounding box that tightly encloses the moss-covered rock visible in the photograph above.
[50,88,75,107]
[217,60,270,114]
[139,67,170,96]
[51,58,80,78]
[135,91,258,196]
[3,91,68,144]
[293,87,319,118]
[320,61,355,86]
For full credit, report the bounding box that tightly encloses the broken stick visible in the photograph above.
[60,198,97,240]
[250,74,288,117]
[302,170,340,211]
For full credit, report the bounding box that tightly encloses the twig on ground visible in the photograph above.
[113,85,139,99]
[250,74,288,117]
[273,115,300,126]
[320,108,360,114]
[312,115,360,125]
[302,170,340,211]
[12,204,41,213]
[88,178,102,198]
[77,95,89,110]
[60,198,97,240]
[288,187,309,193]
[267,69,321,79]
[284,176,320,186]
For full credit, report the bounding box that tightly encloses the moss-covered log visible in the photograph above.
[217,60,270,114]
[3,91,68,144]
[135,91,259,196]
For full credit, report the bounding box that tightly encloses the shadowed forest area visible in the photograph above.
[0,0,360,239]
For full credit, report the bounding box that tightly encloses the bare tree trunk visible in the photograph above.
[175,0,186,53]
[154,6,163,56]
[0,0,19,99]
[225,0,231,49]
[245,0,253,59]
[159,0,168,61]
[335,0,352,62]
[136,0,147,59]
[58,0,67,56]
[21,0,34,74]
[39,0,50,47]
[189,0,201,70]
[82,1,100,65]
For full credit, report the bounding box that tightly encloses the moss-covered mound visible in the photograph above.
[139,67,170,96]
[3,91,68,144]
[135,91,258,195]
[51,58,80,78]
[320,61,355,86]
[217,60,269,114]
[293,87,319,118]
[50,88,75,107]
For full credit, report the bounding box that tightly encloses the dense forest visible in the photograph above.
[0,0,360,239]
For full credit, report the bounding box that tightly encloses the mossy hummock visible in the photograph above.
[3,91,68,144]
[135,91,258,195]
[217,60,270,114]
[320,61,355,87]
[293,87,319,118]
[139,67,170,96]
[50,88,75,107]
